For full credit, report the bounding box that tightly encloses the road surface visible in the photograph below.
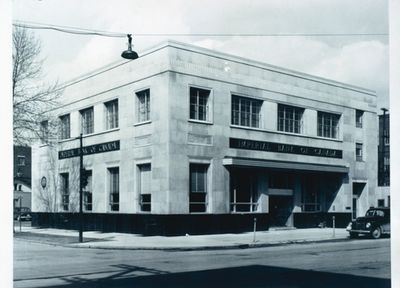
[14,237,390,287]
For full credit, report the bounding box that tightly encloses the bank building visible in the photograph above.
[32,41,378,235]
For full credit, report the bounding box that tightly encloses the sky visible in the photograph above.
[12,0,389,110]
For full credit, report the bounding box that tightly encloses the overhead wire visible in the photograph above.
[13,20,388,37]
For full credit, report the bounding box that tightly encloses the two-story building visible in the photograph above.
[32,41,378,235]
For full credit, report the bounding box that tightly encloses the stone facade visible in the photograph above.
[32,41,378,233]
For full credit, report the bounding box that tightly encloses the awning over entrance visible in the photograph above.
[223,157,349,173]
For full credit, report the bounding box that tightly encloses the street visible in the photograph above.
[14,238,390,288]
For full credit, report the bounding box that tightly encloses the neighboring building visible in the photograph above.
[377,111,390,207]
[32,41,378,235]
[14,146,32,209]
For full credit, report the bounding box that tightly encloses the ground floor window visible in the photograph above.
[189,163,209,213]
[83,170,92,211]
[138,164,151,212]
[230,170,258,212]
[377,199,385,207]
[108,167,119,211]
[60,173,69,211]
[301,175,320,212]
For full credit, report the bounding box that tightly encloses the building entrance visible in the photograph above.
[269,195,293,227]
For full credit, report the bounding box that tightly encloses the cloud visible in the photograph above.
[13,0,389,108]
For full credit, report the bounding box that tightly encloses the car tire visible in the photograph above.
[371,227,382,239]
[349,232,358,238]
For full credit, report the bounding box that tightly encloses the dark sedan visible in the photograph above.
[346,207,390,239]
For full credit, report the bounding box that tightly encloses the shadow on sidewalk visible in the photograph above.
[14,232,106,245]
[36,264,390,288]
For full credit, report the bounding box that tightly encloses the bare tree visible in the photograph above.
[12,26,61,145]
[34,143,81,212]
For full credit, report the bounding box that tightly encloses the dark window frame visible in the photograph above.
[60,173,69,211]
[108,167,119,211]
[136,89,150,123]
[231,95,262,128]
[317,111,340,139]
[59,114,71,140]
[80,107,94,135]
[190,87,211,122]
[105,99,119,130]
[189,163,209,213]
[277,104,304,134]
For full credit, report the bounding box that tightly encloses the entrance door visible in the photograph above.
[269,196,293,227]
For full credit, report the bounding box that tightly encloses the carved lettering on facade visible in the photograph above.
[229,138,342,159]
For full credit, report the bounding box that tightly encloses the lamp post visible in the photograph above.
[78,133,84,243]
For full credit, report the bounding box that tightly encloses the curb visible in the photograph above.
[65,237,350,251]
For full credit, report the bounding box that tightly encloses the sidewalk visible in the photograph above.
[14,226,349,250]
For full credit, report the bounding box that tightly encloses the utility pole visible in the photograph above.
[380,108,388,186]
[79,133,83,243]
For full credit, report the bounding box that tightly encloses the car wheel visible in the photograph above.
[349,232,358,238]
[371,227,382,239]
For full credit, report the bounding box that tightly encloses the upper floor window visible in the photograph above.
[231,95,262,128]
[59,114,70,140]
[190,87,211,122]
[136,89,150,123]
[356,110,363,128]
[80,107,94,135]
[278,104,304,134]
[40,120,49,143]
[356,143,363,161]
[105,99,118,130]
[17,155,25,166]
[317,111,340,139]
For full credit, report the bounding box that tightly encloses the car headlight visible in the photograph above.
[366,222,371,229]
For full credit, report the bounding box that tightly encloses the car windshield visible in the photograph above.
[365,209,384,217]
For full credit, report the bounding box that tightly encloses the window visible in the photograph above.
[356,110,363,128]
[83,170,92,211]
[356,143,363,161]
[318,111,340,139]
[136,89,150,122]
[59,114,70,140]
[230,171,258,212]
[190,87,211,121]
[40,120,49,143]
[377,199,385,207]
[105,100,118,130]
[80,107,94,135]
[189,164,209,213]
[231,95,262,128]
[278,104,304,134]
[108,167,119,211]
[301,175,320,212]
[17,155,25,166]
[138,164,151,212]
[60,173,69,211]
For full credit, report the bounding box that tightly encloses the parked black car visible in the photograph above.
[14,207,32,221]
[346,207,390,239]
